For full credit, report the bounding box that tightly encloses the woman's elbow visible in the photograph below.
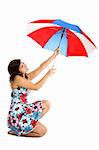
[32,84,41,90]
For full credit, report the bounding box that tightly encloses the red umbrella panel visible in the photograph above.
[27,19,96,57]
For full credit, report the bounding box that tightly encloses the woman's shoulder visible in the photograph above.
[10,75,30,89]
[10,80,18,89]
[10,75,23,88]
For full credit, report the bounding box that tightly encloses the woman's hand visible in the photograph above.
[54,47,61,57]
[46,68,56,77]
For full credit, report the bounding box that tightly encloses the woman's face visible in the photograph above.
[19,61,29,74]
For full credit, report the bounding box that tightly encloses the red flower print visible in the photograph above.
[15,107,19,111]
[17,113,23,120]
[8,117,11,126]
[23,119,27,124]
[31,120,37,127]
[20,94,27,103]
[26,108,32,114]
[33,101,40,105]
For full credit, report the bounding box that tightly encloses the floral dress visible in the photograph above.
[7,87,43,136]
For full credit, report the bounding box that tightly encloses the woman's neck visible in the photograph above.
[22,73,26,78]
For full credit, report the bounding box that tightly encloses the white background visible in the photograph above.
[0,0,99,150]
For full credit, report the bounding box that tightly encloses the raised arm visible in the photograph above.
[27,47,60,80]
[14,68,56,90]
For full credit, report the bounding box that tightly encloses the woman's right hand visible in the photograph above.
[47,68,56,77]
[54,47,61,57]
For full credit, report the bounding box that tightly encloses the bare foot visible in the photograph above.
[8,122,47,137]
[8,130,17,136]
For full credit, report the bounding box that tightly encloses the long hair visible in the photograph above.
[8,59,28,81]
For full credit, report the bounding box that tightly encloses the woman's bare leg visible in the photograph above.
[24,122,47,137]
[8,130,16,135]
[40,100,50,118]
[8,122,47,137]
[8,100,50,137]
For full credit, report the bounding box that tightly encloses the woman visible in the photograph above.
[7,47,60,137]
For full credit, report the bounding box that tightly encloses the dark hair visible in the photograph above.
[8,59,28,81]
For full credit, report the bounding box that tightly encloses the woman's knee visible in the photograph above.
[35,122,47,137]
[39,126,47,137]
[42,100,51,111]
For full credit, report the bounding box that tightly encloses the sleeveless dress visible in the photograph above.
[7,87,43,136]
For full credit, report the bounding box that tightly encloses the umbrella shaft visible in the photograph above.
[52,28,65,68]
[59,28,65,47]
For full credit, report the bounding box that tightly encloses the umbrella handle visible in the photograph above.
[51,46,59,68]
[52,43,62,68]
[51,56,57,69]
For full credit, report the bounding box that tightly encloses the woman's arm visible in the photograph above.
[14,68,56,90]
[27,47,60,80]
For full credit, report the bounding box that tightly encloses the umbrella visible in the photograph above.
[27,19,96,58]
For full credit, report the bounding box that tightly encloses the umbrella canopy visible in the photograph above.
[27,19,96,57]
